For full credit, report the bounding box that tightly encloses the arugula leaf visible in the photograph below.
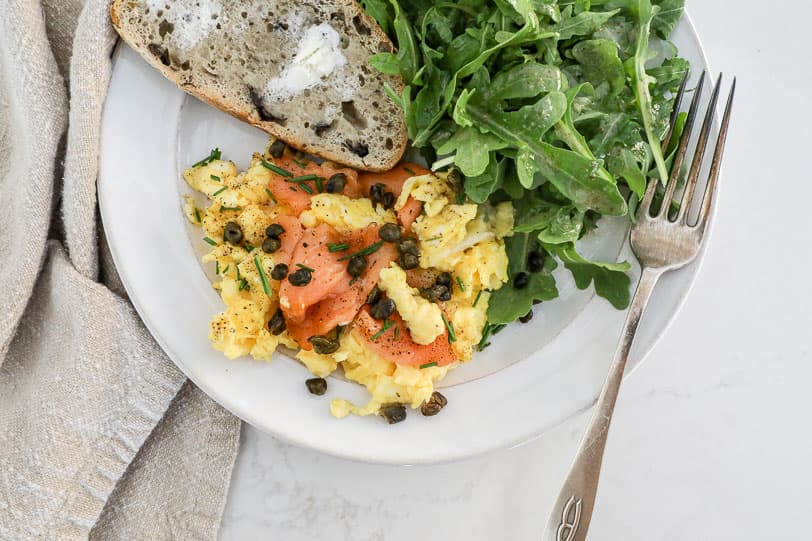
[622,0,670,183]
[546,243,632,309]
[572,39,626,96]
[436,127,510,177]
[361,0,394,34]
[487,233,559,324]
[651,0,685,39]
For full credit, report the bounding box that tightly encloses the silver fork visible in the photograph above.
[543,71,736,541]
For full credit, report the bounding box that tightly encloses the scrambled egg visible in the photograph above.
[183,145,513,420]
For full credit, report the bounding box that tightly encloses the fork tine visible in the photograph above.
[696,78,736,232]
[657,72,706,218]
[661,69,691,152]
[677,73,724,223]
[637,178,658,219]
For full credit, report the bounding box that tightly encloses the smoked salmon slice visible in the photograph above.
[282,224,399,348]
[353,307,458,367]
[267,156,362,215]
[270,214,304,267]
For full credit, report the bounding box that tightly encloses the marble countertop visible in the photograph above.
[220,2,812,539]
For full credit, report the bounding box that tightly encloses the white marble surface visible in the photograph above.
[220,2,812,539]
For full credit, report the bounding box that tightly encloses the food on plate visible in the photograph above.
[174,0,691,423]
[110,0,407,170]
[183,141,512,420]
[362,0,690,324]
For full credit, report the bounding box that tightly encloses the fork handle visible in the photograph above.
[543,267,662,541]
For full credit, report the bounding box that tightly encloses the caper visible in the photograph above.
[399,253,420,270]
[369,182,386,205]
[268,308,286,335]
[438,287,451,302]
[347,254,368,277]
[446,168,464,190]
[325,173,347,193]
[378,223,401,243]
[514,271,530,290]
[519,310,534,323]
[366,285,382,306]
[382,191,395,210]
[370,298,395,320]
[435,272,452,288]
[397,238,419,255]
[420,391,447,416]
[288,268,312,286]
[268,139,286,158]
[223,221,243,245]
[305,377,327,395]
[262,237,282,253]
[528,250,545,273]
[380,403,407,424]
[270,263,288,280]
[308,335,340,355]
[266,223,285,238]
[420,285,447,302]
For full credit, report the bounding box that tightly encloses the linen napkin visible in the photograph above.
[0,0,241,538]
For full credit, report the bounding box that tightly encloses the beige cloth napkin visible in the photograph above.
[0,0,242,538]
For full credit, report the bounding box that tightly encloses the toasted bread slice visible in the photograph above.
[110,0,407,171]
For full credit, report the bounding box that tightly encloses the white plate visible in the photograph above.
[99,15,712,465]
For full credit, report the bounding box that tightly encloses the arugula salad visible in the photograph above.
[361,0,690,327]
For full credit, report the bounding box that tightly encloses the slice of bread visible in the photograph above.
[110,0,407,171]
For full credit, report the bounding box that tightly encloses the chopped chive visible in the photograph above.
[222,264,230,274]
[403,166,416,176]
[203,237,218,246]
[393,326,400,341]
[349,276,359,286]
[315,176,324,192]
[192,148,221,168]
[297,182,314,195]
[296,263,315,272]
[220,206,242,212]
[289,186,297,192]
[371,319,394,341]
[212,186,227,197]
[290,174,319,182]
[419,361,438,369]
[425,235,442,242]
[293,158,309,168]
[238,278,250,291]
[441,313,456,343]
[477,323,492,351]
[254,255,273,297]
[327,242,350,253]
[215,261,220,274]
[264,188,278,204]
[245,243,255,252]
[236,266,242,280]
[261,160,293,177]
[210,174,221,182]
[338,241,383,262]
[193,207,201,223]
[456,277,465,292]
[472,289,483,308]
